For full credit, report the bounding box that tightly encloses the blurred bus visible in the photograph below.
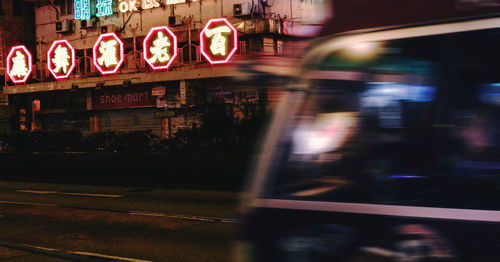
[238,13,500,262]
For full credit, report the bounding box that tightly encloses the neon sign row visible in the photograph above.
[6,18,238,84]
[75,0,195,20]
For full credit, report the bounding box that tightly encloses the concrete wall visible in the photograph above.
[0,0,36,55]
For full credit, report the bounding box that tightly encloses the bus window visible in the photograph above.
[262,28,500,211]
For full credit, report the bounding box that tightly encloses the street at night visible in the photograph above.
[2,0,500,261]
[0,180,240,261]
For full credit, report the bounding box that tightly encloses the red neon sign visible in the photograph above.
[47,40,76,79]
[200,18,238,64]
[93,32,124,75]
[143,26,178,70]
[6,45,32,84]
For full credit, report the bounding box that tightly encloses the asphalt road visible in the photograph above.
[0,180,243,262]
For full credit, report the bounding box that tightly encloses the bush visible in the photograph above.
[84,130,159,152]
[0,106,269,153]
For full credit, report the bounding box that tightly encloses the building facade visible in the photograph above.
[0,0,36,133]
[2,0,329,138]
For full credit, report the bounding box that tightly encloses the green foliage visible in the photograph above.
[0,104,269,153]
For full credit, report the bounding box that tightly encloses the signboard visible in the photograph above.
[93,32,124,75]
[74,0,91,20]
[119,0,190,13]
[96,0,113,17]
[47,40,76,79]
[154,110,175,119]
[166,0,186,4]
[32,99,41,112]
[143,26,178,70]
[119,0,160,13]
[200,18,238,64]
[156,97,167,108]
[6,45,32,84]
[91,86,155,110]
[6,18,238,88]
[0,94,8,106]
[180,80,186,105]
[152,86,166,96]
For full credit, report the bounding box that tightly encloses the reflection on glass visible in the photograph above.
[266,29,500,211]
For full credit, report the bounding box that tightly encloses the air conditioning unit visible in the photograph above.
[55,20,73,33]
[168,16,183,26]
[100,24,117,34]
[80,19,96,29]
[233,2,252,16]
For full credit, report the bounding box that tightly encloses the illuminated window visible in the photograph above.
[96,0,113,17]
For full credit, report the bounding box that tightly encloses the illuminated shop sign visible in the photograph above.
[93,32,124,75]
[118,0,160,13]
[166,0,187,4]
[74,0,91,20]
[143,26,178,70]
[6,45,32,84]
[200,18,238,64]
[8,19,236,86]
[91,85,155,110]
[119,0,194,13]
[76,0,197,19]
[96,0,113,17]
[47,40,76,79]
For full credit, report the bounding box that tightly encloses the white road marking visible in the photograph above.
[72,251,153,262]
[0,199,239,223]
[15,189,123,198]
[15,190,54,194]
[129,211,240,223]
[0,200,57,207]
[24,245,153,262]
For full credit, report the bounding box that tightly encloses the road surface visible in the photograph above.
[0,180,242,261]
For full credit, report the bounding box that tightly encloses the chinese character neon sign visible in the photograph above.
[74,0,91,20]
[93,33,124,75]
[143,26,177,70]
[200,18,238,64]
[6,45,32,84]
[96,0,113,17]
[47,40,76,79]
